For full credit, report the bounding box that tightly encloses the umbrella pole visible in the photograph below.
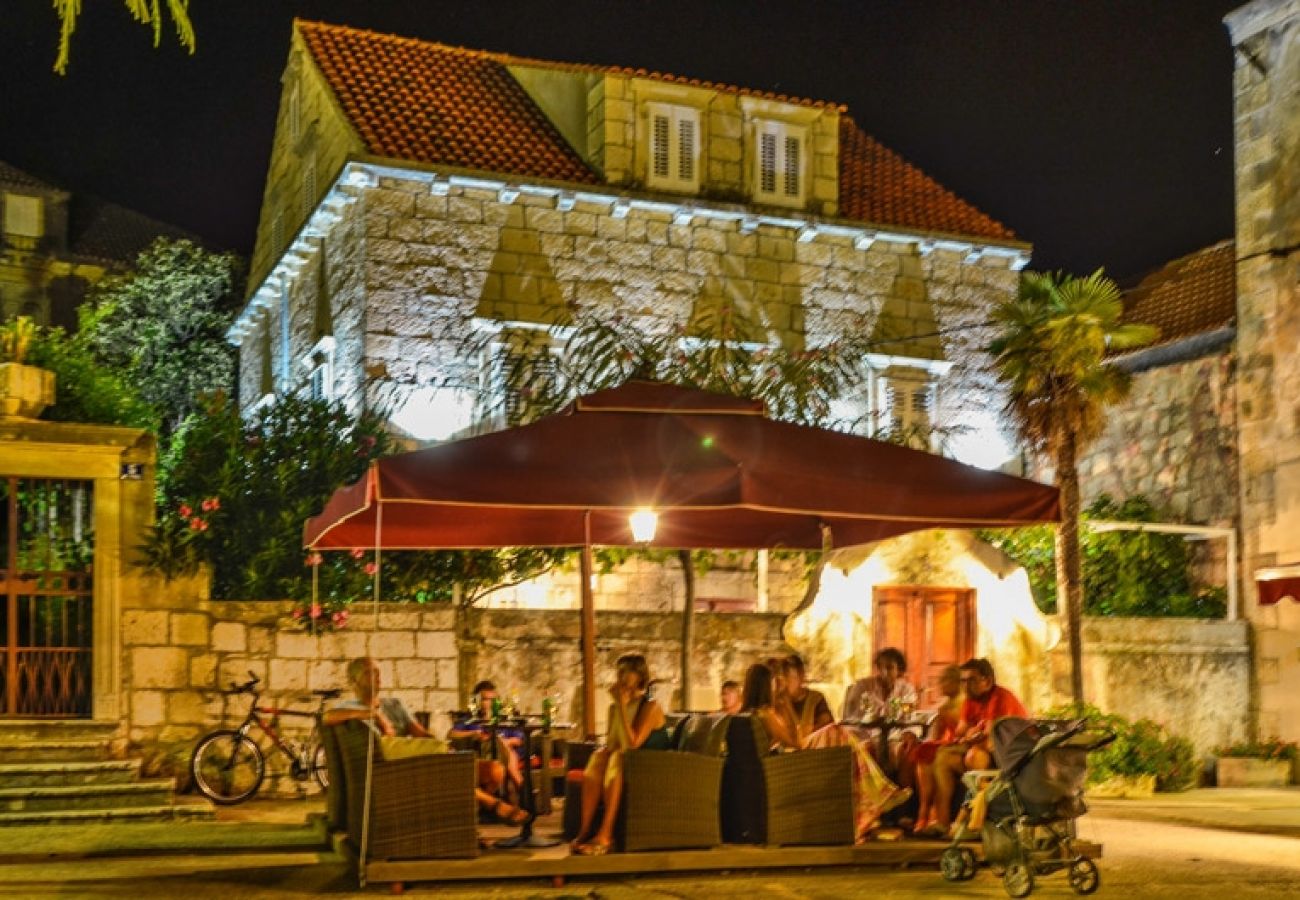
[580,511,597,739]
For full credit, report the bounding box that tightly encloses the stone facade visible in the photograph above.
[1077,354,1238,527]
[1048,617,1251,757]
[1226,0,1300,742]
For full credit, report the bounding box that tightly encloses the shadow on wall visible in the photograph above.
[785,529,1058,716]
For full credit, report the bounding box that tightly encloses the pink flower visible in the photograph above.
[201,497,220,512]
[350,548,366,559]
[310,603,322,619]
[306,552,323,567]
[189,517,208,532]
[291,607,304,620]
[178,504,192,518]
[364,562,378,576]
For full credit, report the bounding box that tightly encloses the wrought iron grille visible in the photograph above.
[1,477,94,718]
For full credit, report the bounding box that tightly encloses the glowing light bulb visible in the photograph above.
[629,508,658,543]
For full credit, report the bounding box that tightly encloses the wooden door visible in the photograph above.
[872,586,975,708]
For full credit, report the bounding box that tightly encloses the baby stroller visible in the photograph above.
[940,717,1115,898]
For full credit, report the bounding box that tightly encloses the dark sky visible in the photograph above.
[1,1,1240,283]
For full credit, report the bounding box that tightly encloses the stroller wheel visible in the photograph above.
[939,847,967,882]
[1068,856,1100,895]
[957,846,977,880]
[1003,862,1034,898]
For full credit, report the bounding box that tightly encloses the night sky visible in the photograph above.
[1,1,1241,283]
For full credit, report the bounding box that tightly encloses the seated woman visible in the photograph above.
[447,679,524,799]
[324,657,531,827]
[570,653,671,856]
[740,661,910,842]
[911,664,964,836]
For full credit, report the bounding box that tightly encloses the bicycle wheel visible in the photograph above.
[311,741,329,790]
[191,729,265,804]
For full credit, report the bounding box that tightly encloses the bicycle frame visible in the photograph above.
[232,692,321,772]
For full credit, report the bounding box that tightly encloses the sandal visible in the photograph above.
[492,800,533,828]
[575,840,611,856]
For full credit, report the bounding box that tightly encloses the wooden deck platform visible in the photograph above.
[334,818,1103,890]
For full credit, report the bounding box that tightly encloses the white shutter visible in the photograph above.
[753,121,806,206]
[652,113,671,179]
[677,117,696,182]
[783,135,801,197]
[646,103,700,193]
[3,194,43,238]
[301,157,316,219]
[759,132,777,195]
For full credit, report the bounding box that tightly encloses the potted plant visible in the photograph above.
[0,316,56,419]
[1214,738,1299,788]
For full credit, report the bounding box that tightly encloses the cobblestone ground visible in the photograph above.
[7,817,1300,899]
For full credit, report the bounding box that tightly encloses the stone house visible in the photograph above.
[0,160,191,329]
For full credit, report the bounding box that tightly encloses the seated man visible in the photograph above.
[325,657,530,826]
[930,657,1027,834]
[842,647,918,723]
[717,679,743,715]
[447,679,524,798]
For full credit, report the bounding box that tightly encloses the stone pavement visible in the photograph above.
[2,788,1298,897]
[1088,786,1300,838]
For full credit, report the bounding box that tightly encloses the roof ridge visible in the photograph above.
[293,18,844,111]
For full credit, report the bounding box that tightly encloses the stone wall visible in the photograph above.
[120,571,787,793]
[1226,0,1300,741]
[1049,617,1251,757]
[1077,352,1237,526]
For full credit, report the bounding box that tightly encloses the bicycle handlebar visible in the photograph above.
[227,670,262,694]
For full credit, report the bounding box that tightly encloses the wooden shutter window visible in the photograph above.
[677,117,696,182]
[652,113,671,179]
[783,135,801,196]
[759,132,778,195]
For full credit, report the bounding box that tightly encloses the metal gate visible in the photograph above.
[0,477,94,718]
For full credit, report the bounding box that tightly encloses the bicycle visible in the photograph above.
[190,671,342,805]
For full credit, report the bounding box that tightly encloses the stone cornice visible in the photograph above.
[1224,0,1300,44]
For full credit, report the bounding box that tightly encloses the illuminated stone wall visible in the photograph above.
[1226,0,1300,742]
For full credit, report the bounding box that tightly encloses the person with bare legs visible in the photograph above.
[448,679,524,799]
[324,657,532,827]
[912,664,964,836]
[571,654,669,855]
[931,657,1027,836]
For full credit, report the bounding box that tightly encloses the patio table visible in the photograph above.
[843,711,935,775]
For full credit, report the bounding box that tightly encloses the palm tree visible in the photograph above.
[51,0,196,74]
[988,270,1157,705]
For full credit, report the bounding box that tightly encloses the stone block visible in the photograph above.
[308,658,347,691]
[248,626,274,655]
[376,608,422,631]
[395,658,439,689]
[269,658,308,691]
[167,691,210,726]
[122,610,169,646]
[132,648,191,689]
[132,691,166,728]
[190,653,218,688]
[370,630,417,659]
[218,657,267,687]
[275,630,322,659]
[366,189,415,218]
[416,630,458,660]
[436,659,459,688]
[171,612,210,647]
[422,608,456,630]
[447,197,484,223]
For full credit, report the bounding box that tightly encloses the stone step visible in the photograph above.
[0,803,215,827]
[0,759,141,787]
[0,739,114,763]
[0,779,175,812]
[0,719,121,743]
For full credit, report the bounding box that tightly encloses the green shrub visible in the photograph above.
[1045,703,1199,792]
[979,494,1227,618]
[1214,738,1299,762]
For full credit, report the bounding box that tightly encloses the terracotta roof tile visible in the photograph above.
[1122,240,1236,347]
[838,117,1015,242]
[298,21,597,186]
[0,160,57,191]
[297,20,1016,245]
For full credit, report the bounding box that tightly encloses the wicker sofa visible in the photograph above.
[321,721,479,865]
[561,713,726,852]
[720,713,855,846]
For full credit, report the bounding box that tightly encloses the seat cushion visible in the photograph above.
[378,735,450,760]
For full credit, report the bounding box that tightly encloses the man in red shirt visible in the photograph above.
[928,658,1027,833]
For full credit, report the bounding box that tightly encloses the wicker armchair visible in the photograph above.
[561,715,725,852]
[720,714,854,846]
[327,721,479,864]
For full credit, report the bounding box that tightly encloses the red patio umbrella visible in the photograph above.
[304,379,1060,732]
